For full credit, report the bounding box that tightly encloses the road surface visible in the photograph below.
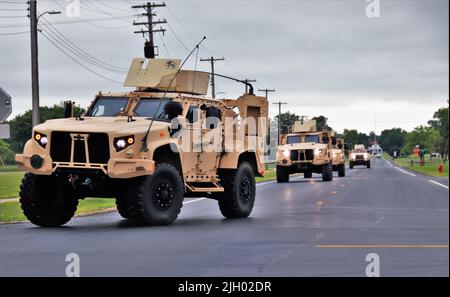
[0,158,448,276]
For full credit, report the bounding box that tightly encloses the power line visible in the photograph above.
[0,30,28,36]
[258,89,276,100]
[40,31,122,85]
[40,17,128,72]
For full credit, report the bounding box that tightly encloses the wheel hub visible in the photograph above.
[240,177,252,203]
[153,181,175,210]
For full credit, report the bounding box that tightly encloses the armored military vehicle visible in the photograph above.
[16,58,268,227]
[349,144,371,169]
[276,120,341,183]
[331,138,346,177]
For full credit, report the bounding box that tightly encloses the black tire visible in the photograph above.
[304,168,312,179]
[367,161,371,169]
[276,165,290,183]
[322,163,333,181]
[217,162,256,219]
[19,173,78,227]
[349,162,354,169]
[115,194,132,219]
[338,164,346,177]
[119,163,184,226]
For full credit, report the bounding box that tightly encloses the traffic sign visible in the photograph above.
[0,87,12,122]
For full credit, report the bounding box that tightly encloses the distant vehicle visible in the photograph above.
[276,120,344,183]
[349,144,371,169]
[369,144,383,159]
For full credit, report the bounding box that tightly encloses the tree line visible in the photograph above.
[0,101,448,164]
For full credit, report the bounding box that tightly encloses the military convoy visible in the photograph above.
[275,120,346,183]
[349,144,371,169]
[16,58,268,227]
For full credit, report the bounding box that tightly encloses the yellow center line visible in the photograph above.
[316,245,449,249]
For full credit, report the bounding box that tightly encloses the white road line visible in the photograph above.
[394,166,416,177]
[183,198,206,205]
[429,180,449,190]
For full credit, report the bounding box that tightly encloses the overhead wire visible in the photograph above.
[40,16,128,72]
[40,30,123,85]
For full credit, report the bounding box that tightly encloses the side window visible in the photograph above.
[186,106,199,124]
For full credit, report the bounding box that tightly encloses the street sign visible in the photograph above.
[0,124,10,139]
[0,87,12,122]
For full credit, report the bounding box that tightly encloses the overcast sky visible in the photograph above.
[0,0,448,134]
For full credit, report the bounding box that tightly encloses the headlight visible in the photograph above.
[114,135,135,152]
[350,153,356,160]
[283,149,289,158]
[314,148,321,156]
[34,132,48,149]
[364,153,369,159]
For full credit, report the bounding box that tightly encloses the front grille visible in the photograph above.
[290,149,314,161]
[50,132,110,164]
[356,155,364,160]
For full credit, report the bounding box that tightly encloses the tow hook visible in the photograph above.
[81,177,94,190]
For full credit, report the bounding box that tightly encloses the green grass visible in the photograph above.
[0,198,116,223]
[0,165,20,172]
[0,171,24,199]
[393,156,449,177]
[256,170,276,182]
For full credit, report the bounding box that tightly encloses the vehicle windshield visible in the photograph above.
[304,135,320,143]
[134,98,170,119]
[286,135,301,144]
[87,96,129,117]
[354,149,366,153]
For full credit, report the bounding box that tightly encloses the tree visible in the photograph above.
[0,140,15,165]
[402,126,440,155]
[379,128,407,156]
[312,115,331,131]
[343,129,369,150]
[275,112,299,130]
[7,103,85,153]
[428,102,449,156]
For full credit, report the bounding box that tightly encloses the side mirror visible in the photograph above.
[63,101,74,118]
[281,125,289,134]
[331,137,337,146]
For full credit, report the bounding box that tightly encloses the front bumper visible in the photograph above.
[16,154,155,179]
[350,159,369,165]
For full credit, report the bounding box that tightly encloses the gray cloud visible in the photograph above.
[0,0,448,134]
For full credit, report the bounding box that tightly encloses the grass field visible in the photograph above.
[393,156,449,177]
[0,198,116,223]
[0,171,23,199]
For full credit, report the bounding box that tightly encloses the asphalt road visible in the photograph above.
[0,158,448,277]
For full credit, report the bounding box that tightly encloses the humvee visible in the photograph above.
[349,144,371,169]
[276,120,344,183]
[15,58,268,227]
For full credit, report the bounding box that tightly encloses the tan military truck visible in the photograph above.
[15,58,268,227]
[349,144,371,169]
[331,138,346,177]
[276,120,343,182]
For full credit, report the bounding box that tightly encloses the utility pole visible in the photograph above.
[29,0,39,127]
[273,101,287,144]
[299,115,308,124]
[200,57,225,98]
[132,2,167,58]
[258,89,275,101]
[244,79,257,94]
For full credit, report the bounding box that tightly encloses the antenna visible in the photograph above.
[141,37,207,152]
